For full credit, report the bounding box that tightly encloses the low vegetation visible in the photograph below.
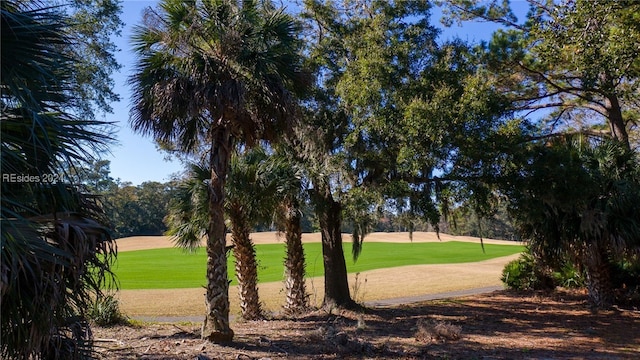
[502,248,640,306]
[414,319,462,343]
[88,294,128,327]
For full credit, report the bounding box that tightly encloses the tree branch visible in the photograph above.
[513,62,612,117]
[448,2,525,31]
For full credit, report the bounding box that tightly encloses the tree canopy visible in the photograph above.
[440,0,640,150]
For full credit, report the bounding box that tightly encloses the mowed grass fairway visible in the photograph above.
[113,241,523,290]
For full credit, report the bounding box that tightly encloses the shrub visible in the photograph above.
[552,261,585,289]
[611,259,640,304]
[501,251,555,291]
[612,260,640,289]
[88,294,128,326]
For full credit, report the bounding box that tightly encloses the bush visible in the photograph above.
[501,252,555,291]
[612,260,640,289]
[552,261,585,289]
[88,294,128,326]
[611,259,640,304]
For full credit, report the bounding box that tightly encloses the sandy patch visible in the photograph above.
[115,231,521,252]
[115,254,518,317]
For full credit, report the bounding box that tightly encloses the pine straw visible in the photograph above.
[94,289,640,359]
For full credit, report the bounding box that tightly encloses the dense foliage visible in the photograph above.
[71,159,176,238]
[438,0,640,308]
[1,0,119,358]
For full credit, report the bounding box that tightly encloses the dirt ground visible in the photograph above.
[101,234,638,358]
[94,289,640,359]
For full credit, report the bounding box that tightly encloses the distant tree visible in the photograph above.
[130,0,306,341]
[135,181,173,235]
[69,160,173,238]
[67,159,117,193]
[107,182,141,237]
[449,201,517,241]
[1,1,115,358]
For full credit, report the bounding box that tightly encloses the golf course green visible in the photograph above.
[113,241,523,289]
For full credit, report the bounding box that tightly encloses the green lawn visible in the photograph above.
[112,241,523,289]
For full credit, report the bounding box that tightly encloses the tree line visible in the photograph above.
[2,0,639,357]
[72,158,508,239]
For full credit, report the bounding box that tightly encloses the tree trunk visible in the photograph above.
[202,127,234,342]
[229,203,264,320]
[606,95,631,150]
[282,196,309,314]
[310,184,357,310]
[584,244,614,310]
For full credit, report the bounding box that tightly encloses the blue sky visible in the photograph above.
[105,0,529,185]
[104,1,180,185]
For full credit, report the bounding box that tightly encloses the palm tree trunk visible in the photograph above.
[282,197,309,313]
[311,184,357,310]
[202,127,234,342]
[584,244,614,309]
[229,203,264,320]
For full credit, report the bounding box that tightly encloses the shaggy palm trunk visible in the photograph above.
[202,127,234,342]
[584,244,614,309]
[282,197,309,313]
[229,204,264,320]
[311,185,357,310]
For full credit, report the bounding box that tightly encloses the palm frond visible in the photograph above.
[1,1,116,358]
[129,0,308,151]
[509,137,640,264]
[165,162,210,252]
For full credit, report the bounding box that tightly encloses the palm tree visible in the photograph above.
[264,147,310,313]
[167,148,276,321]
[167,147,310,318]
[164,163,210,252]
[166,154,268,321]
[506,137,640,308]
[279,195,309,312]
[1,1,115,358]
[226,147,273,320]
[130,0,307,340]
